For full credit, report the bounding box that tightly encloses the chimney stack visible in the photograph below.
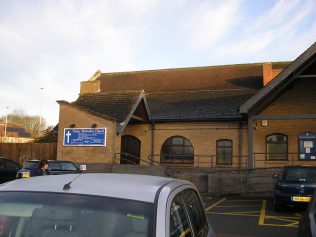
[263,63,283,86]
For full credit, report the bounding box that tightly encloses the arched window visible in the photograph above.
[266,133,288,160]
[160,136,194,164]
[216,140,232,165]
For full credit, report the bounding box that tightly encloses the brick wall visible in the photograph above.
[57,104,118,163]
[80,80,101,94]
[123,122,248,168]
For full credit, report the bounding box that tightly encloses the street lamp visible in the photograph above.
[39,87,44,127]
[4,106,9,138]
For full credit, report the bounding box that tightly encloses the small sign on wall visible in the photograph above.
[261,120,268,126]
[63,128,107,146]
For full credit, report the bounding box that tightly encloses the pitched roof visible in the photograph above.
[73,91,143,123]
[240,41,316,114]
[147,89,257,121]
[96,63,288,93]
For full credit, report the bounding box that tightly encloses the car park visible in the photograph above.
[0,157,21,184]
[298,189,316,237]
[16,159,80,178]
[274,166,316,211]
[0,173,215,237]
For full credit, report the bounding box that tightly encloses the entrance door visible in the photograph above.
[120,135,141,165]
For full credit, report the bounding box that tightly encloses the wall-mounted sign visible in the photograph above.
[63,128,106,146]
[299,132,316,160]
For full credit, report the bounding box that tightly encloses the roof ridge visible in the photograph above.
[99,61,291,75]
[80,90,143,96]
[146,88,256,95]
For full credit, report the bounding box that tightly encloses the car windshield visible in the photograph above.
[284,167,316,182]
[22,161,39,169]
[0,192,154,237]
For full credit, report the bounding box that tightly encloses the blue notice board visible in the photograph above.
[63,128,107,146]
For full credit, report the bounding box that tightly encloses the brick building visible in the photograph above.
[57,42,316,168]
[0,121,33,143]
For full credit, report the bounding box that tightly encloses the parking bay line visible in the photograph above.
[258,200,300,228]
[205,198,226,212]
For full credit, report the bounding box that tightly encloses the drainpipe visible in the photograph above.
[238,121,243,169]
[247,116,254,169]
[151,122,155,165]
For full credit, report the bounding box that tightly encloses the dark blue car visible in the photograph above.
[274,166,316,211]
[17,160,80,178]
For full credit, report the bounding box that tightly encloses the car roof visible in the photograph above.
[26,160,73,163]
[0,173,191,203]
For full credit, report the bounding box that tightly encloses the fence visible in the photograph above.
[0,143,57,164]
[149,153,309,169]
[207,167,282,195]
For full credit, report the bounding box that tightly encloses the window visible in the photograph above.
[61,162,78,171]
[170,194,193,237]
[5,160,19,169]
[216,140,232,165]
[182,189,208,237]
[161,136,194,164]
[267,134,288,160]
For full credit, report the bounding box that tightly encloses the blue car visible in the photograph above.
[16,160,80,178]
[274,166,316,211]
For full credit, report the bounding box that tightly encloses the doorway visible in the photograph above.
[120,135,141,165]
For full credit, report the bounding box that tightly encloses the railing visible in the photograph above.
[114,153,181,178]
[148,153,309,169]
[207,167,282,194]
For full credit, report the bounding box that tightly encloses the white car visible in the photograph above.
[0,173,215,237]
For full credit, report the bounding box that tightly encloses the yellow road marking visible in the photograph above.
[265,215,300,220]
[205,198,226,212]
[215,205,261,208]
[224,200,263,202]
[206,211,260,217]
[206,198,302,228]
[258,200,266,225]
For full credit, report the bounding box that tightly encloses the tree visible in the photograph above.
[34,125,58,143]
[0,109,47,138]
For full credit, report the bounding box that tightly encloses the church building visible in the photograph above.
[57,42,316,169]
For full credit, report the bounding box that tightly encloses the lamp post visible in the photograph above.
[4,106,9,138]
[39,87,44,127]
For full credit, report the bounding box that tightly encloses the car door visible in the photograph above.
[169,193,194,237]
[0,159,6,183]
[1,159,20,183]
[182,189,210,237]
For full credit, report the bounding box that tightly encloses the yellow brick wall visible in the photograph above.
[57,104,118,163]
[123,122,248,168]
[261,78,316,115]
[252,77,316,167]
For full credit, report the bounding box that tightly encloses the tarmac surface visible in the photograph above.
[203,194,305,237]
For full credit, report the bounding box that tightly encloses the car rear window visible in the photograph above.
[0,192,154,237]
[284,167,316,182]
[22,161,39,169]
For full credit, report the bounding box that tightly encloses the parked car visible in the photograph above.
[0,157,21,184]
[0,173,215,237]
[298,189,316,237]
[16,159,80,178]
[274,166,316,211]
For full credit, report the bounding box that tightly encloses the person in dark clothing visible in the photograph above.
[31,160,49,177]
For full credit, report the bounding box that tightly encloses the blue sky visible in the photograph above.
[0,0,316,125]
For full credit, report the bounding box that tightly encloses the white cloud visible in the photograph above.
[0,0,316,125]
[182,0,242,49]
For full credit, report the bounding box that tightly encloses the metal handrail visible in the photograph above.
[115,153,181,178]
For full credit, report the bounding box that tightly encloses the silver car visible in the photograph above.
[0,173,215,237]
